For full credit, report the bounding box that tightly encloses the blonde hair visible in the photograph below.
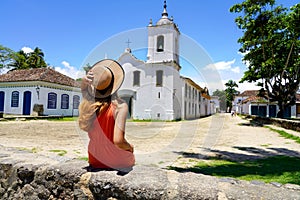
[78,97,111,132]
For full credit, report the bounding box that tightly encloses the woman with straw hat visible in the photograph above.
[79,59,135,170]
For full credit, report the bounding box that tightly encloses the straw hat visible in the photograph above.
[87,59,124,98]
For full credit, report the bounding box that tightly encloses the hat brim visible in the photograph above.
[87,59,124,99]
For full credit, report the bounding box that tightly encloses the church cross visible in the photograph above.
[126,39,132,48]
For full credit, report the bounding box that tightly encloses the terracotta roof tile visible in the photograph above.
[242,96,264,103]
[239,90,259,97]
[0,68,80,88]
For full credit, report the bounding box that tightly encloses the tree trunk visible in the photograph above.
[277,102,285,118]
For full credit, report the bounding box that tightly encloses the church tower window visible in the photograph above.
[133,71,140,86]
[157,35,164,52]
[156,70,163,87]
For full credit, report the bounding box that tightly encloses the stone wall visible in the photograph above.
[248,115,300,132]
[1,145,300,200]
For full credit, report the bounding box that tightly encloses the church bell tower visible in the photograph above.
[146,1,180,66]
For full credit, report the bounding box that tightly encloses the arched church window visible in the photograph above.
[133,71,140,86]
[61,94,69,109]
[157,35,164,52]
[47,92,57,109]
[156,70,163,87]
[11,91,19,107]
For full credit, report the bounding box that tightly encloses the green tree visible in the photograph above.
[83,63,92,73]
[27,47,47,68]
[10,50,29,70]
[230,1,300,118]
[0,45,14,72]
[10,47,47,70]
[212,89,226,112]
[225,80,239,113]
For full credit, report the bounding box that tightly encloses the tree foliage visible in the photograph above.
[10,47,47,70]
[212,89,227,112]
[0,45,47,71]
[230,1,300,118]
[225,80,239,112]
[0,45,14,72]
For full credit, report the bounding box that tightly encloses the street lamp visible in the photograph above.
[36,86,40,100]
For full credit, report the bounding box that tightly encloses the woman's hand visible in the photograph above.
[81,71,94,91]
[81,71,94,99]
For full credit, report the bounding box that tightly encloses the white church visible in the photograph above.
[117,1,214,120]
[0,1,214,120]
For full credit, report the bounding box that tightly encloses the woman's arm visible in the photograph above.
[81,71,94,99]
[113,99,134,152]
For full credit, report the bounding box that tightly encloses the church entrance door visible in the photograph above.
[122,96,133,119]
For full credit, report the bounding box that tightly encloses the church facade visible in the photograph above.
[117,1,214,120]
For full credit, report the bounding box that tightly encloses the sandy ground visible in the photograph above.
[0,113,299,168]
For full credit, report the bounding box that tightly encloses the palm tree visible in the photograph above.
[28,47,47,68]
[225,80,239,113]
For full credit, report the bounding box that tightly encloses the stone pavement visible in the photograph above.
[1,113,300,199]
[127,113,300,168]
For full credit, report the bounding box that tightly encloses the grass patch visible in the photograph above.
[127,118,180,122]
[266,126,300,144]
[260,144,272,147]
[78,156,88,161]
[168,156,300,185]
[47,117,78,122]
[18,147,41,153]
[73,150,81,154]
[49,149,67,156]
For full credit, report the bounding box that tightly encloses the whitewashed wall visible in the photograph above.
[119,53,181,120]
[0,81,81,116]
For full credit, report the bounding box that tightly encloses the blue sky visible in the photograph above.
[1,0,298,92]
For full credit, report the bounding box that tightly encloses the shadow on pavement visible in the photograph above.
[169,147,300,185]
[173,146,300,162]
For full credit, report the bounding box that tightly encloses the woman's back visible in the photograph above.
[88,102,135,169]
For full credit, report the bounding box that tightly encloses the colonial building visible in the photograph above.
[0,68,81,116]
[233,90,299,118]
[117,1,213,120]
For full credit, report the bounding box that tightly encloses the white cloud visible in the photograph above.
[231,67,240,74]
[237,51,246,57]
[222,79,261,93]
[21,47,34,54]
[204,59,241,74]
[55,61,85,79]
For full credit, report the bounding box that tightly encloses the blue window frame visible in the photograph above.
[11,91,19,107]
[61,94,69,109]
[47,92,57,109]
[73,95,80,109]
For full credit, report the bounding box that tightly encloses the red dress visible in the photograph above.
[88,103,135,169]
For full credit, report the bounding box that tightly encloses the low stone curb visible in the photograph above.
[0,146,300,200]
